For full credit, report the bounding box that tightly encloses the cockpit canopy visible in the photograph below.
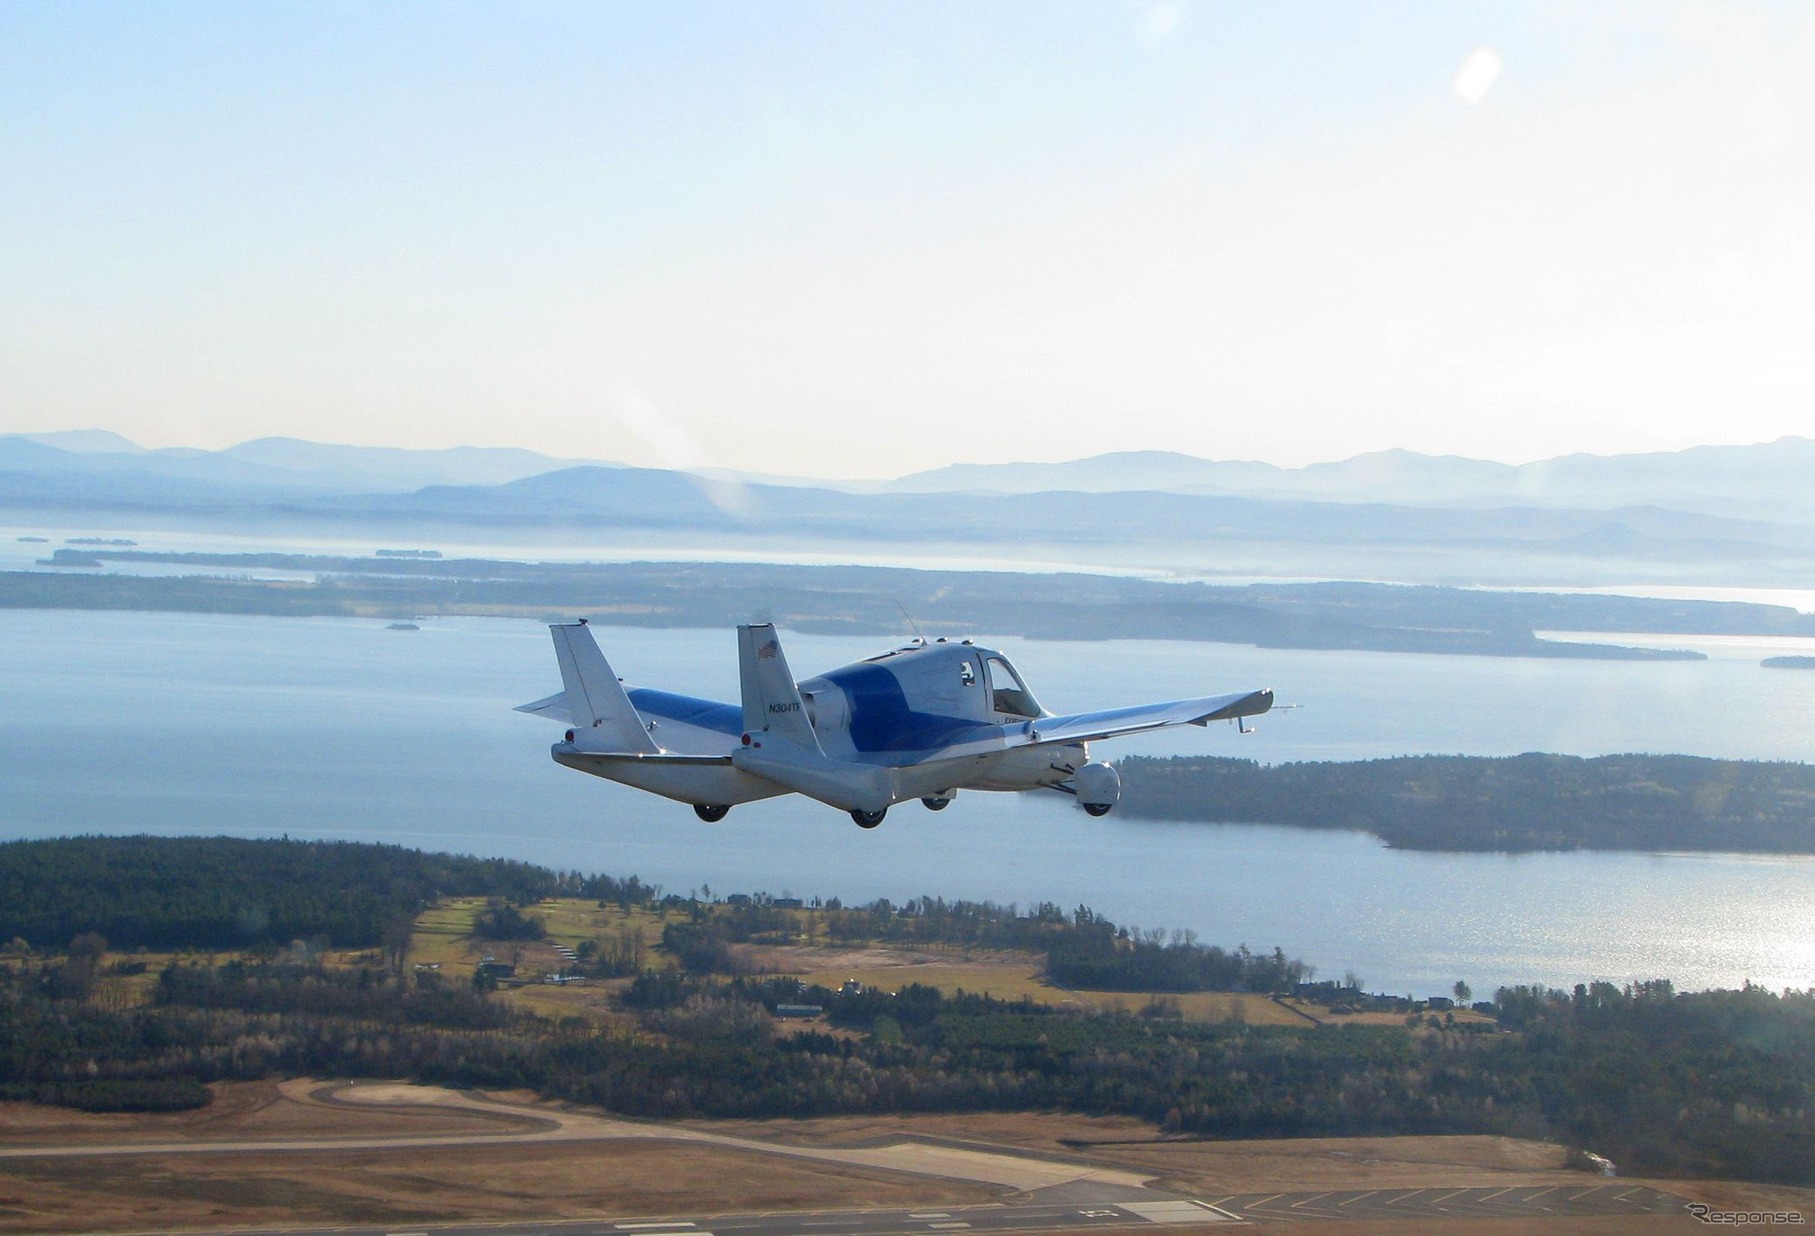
[834,638,1045,723]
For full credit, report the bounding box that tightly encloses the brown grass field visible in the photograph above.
[2,1081,1809,1234]
[401,900,1486,1030]
[0,1080,999,1233]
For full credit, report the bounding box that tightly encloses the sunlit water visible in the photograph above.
[2,609,1812,997]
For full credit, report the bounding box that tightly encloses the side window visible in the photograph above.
[985,657,1041,718]
[959,660,976,687]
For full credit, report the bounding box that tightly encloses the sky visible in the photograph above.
[2,1,1812,479]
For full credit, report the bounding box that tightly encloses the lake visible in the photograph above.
[1,608,1812,998]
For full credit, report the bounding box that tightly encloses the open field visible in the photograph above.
[761,946,1068,1003]
[405,897,487,973]
[682,1112,1587,1191]
[745,943,1319,1026]
[402,897,669,1021]
[403,905,1483,1029]
[1072,990,1312,1025]
[0,1080,534,1147]
[0,1141,982,1234]
[2,1080,1807,1234]
[407,897,669,974]
[502,977,633,1023]
[0,1082,993,1233]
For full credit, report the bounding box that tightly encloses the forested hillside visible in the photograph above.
[1117,753,1815,852]
[0,836,558,949]
[1,837,1811,1183]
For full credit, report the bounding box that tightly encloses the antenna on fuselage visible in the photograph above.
[895,601,926,644]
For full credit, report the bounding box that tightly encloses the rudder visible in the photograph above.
[737,623,822,750]
[552,622,660,754]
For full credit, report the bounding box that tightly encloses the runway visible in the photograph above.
[139,1182,1691,1235]
[0,1083,1694,1233]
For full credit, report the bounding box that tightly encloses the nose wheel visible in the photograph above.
[1082,803,1113,817]
[693,804,730,822]
[921,796,951,811]
[850,808,887,829]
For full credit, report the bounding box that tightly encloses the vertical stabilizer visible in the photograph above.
[737,623,822,750]
[552,623,660,754]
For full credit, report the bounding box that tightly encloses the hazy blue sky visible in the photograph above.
[3,2,1811,477]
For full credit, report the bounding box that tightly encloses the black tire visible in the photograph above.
[851,808,887,829]
[921,796,952,811]
[693,803,730,822]
[1082,802,1113,817]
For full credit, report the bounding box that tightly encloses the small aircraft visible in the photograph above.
[518,621,1272,828]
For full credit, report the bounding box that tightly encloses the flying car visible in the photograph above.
[518,621,1272,828]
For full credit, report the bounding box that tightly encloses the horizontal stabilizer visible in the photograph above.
[514,691,571,722]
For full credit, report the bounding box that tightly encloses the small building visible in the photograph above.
[773,897,804,910]
[775,1004,824,1019]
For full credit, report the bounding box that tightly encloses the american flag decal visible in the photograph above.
[758,640,779,661]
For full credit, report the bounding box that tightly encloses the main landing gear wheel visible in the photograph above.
[921,796,952,811]
[851,808,887,829]
[1082,803,1113,817]
[693,804,730,822]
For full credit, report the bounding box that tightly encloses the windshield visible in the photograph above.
[984,656,1042,718]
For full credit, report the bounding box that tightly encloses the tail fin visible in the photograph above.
[737,623,822,750]
[552,622,660,754]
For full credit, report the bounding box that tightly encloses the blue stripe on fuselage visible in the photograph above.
[820,663,987,755]
[626,688,743,736]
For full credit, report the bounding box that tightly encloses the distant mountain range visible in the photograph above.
[3,431,615,493]
[884,439,1815,522]
[5,431,1814,587]
[14,429,1815,517]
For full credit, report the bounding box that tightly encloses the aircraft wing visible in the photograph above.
[1024,688,1273,747]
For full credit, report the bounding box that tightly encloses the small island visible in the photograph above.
[0,550,1794,661]
[1117,752,1815,853]
[1762,655,1815,669]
